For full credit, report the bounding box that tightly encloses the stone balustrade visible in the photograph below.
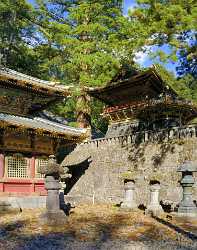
[81,124,197,148]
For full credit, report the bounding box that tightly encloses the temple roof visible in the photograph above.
[0,113,87,140]
[86,69,177,105]
[0,67,70,97]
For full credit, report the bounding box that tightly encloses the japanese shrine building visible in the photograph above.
[60,68,197,205]
[0,67,86,196]
[87,68,197,137]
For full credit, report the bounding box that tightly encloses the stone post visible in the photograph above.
[146,184,163,215]
[38,155,68,225]
[177,161,197,217]
[121,180,137,210]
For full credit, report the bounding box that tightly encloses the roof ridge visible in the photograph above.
[0,112,87,139]
[0,67,57,86]
[34,117,86,132]
[0,67,71,94]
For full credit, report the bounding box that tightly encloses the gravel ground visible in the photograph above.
[15,236,197,250]
[0,204,196,250]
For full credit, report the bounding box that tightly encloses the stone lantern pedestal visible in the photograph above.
[177,161,197,217]
[121,180,137,210]
[44,175,66,224]
[38,155,69,225]
[146,184,163,215]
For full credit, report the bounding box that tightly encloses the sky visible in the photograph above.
[123,1,177,73]
[28,0,136,12]
[124,0,136,14]
[27,0,177,74]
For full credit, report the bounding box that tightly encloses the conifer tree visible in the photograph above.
[130,0,197,77]
[36,0,147,128]
[0,0,43,76]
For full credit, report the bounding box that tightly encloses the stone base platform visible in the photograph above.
[40,210,68,225]
[0,196,46,209]
[172,212,197,219]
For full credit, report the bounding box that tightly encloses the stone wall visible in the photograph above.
[0,196,46,209]
[62,126,197,207]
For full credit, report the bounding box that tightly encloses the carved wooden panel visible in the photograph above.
[2,131,58,155]
[34,136,54,154]
[0,86,53,115]
[4,131,32,151]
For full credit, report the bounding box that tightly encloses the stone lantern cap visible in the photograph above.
[38,155,65,177]
[124,180,135,190]
[177,161,197,173]
[150,183,161,191]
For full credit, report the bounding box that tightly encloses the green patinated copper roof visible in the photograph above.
[0,113,87,140]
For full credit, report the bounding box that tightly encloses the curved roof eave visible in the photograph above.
[0,67,71,97]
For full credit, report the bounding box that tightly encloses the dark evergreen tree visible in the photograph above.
[36,0,147,129]
[176,32,197,78]
[129,0,197,103]
[0,0,44,76]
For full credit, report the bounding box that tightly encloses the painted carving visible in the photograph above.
[0,86,53,115]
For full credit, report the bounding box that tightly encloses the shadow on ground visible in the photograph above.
[0,206,196,250]
[153,215,197,240]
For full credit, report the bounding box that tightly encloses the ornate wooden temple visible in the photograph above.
[0,67,86,196]
[87,68,197,137]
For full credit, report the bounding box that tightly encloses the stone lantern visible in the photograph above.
[177,161,197,216]
[38,155,71,224]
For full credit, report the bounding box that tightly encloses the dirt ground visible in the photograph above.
[0,204,196,250]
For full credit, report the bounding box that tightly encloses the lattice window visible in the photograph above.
[5,156,29,178]
[35,158,48,178]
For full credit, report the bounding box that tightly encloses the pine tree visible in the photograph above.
[36,0,148,129]
[129,0,197,103]
[130,0,196,72]
[0,0,44,76]
[176,32,197,78]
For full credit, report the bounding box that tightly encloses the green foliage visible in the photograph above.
[90,99,108,134]
[35,0,148,129]
[36,0,141,85]
[0,0,42,76]
[129,0,197,103]
[1,0,196,133]
[154,64,197,101]
[131,0,197,66]
[132,0,196,48]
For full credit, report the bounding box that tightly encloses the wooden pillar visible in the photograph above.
[30,156,35,193]
[0,154,4,178]
[30,157,35,178]
[0,154,4,192]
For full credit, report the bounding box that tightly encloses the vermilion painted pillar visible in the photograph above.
[0,154,4,178]
[30,157,35,193]
[0,154,4,192]
[30,157,35,178]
